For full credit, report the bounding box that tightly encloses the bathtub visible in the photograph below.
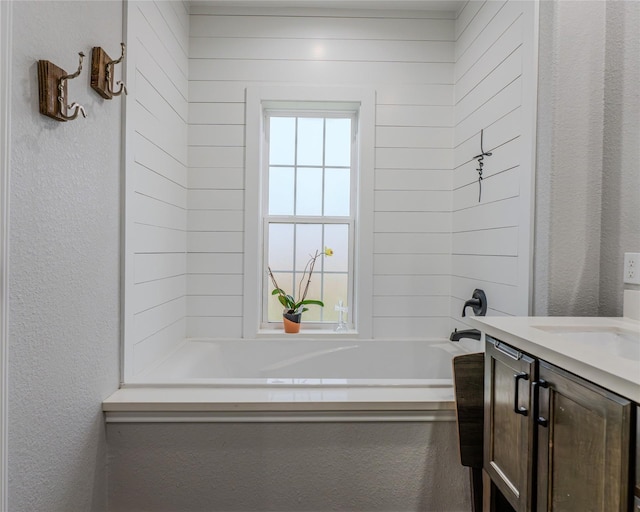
[104,337,482,422]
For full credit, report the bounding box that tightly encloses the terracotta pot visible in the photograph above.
[283,312,302,334]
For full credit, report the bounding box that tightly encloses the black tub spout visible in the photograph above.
[449,328,481,342]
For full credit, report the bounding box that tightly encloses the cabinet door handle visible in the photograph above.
[513,372,529,416]
[533,379,549,427]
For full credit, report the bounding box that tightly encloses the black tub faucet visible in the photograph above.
[462,289,487,317]
[450,289,487,342]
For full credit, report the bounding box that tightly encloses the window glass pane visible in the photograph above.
[297,117,323,166]
[267,272,293,320]
[322,274,349,322]
[324,168,350,216]
[268,224,294,271]
[296,167,322,216]
[269,167,294,215]
[269,117,295,165]
[325,118,351,167]
[295,224,323,272]
[297,277,322,322]
[324,224,349,272]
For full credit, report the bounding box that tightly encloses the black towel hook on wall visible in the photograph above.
[473,129,492,202]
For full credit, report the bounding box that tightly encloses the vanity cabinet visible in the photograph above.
[484,336,633,512]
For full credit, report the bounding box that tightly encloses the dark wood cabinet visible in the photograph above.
[484,336,633,512]
[484,337,536,512]
[535,360,632,512]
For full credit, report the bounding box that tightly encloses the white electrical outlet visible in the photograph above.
[623,252,640,285]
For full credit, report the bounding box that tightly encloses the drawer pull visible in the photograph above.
[493,339,523,360]
[514,372,529,416]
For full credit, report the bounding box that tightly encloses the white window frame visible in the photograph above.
[262,110,357,329]
[244,86,375,339]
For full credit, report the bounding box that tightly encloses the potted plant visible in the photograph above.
[268,247,333,333]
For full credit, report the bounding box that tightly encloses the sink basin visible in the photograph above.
[534,326,640,361]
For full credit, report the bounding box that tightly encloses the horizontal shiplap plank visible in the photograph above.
[132,319,185,376]
[452,226,518,256]
[188,125,245,146]
[374,190,451,212]
[455,0,484,40]
[189,146,245,168]
[453,166,519,210]
[456,46,522,124]
[133,275,187,314]
[373,275,450,296]
[190,38,454,63]
[376,105,453,127]
[375,169,451,191]
[455,1,522,82]
[374,232,451,254]
[135,38,188,120]
[189,15,455,41]
[190,59,453,85]
[134,164,188,210]
[373,296,450,317]
[454,77,522,146]
[134,193,187,230]
[134,296,186,342]
[187,296,243,317]
[374,254,451,275]
[188,103,245,125]
[187,81,453,105]
[455,0,507,61]
[451,254,517,285]
[187,210,244,232]
[187,253,244,274]
[186,317,243,338]
[452,196,518,232]
[134,101,188,166]
[138,1,188,80]
[134,253,187,284]
[373,317,450,338]
[187,274,244,295]
[375,148,453,170]
[189,167,244,190]
[187,190,244,210]
[374,212,451,233]
[376,126,453,149]
[187,232,244,253]
[133,224,187,254]
[134,133,188,189]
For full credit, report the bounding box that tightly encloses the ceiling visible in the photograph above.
[190,0,466,13]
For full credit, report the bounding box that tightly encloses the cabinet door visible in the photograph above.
[535,361,632,512]
[485,337,536,512]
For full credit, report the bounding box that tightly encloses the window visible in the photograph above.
[264,113,355,325]
[244,87,375,338]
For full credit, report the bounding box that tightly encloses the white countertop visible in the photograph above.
[467,315,640,403]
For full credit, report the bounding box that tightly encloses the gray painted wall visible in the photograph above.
[534,0,640,316]
[8,2,121,511]
[107,421,470,512]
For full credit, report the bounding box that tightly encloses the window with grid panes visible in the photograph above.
[264,112,356,327]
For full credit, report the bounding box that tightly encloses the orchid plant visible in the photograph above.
[268,248,333,316]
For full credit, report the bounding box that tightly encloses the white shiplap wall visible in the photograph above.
[125,1,189,378]
[187,6,455,339]
[451,0,537,331]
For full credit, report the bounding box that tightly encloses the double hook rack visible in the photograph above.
[37,43,127,122]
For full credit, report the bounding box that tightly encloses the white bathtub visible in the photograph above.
[104,338,482,422]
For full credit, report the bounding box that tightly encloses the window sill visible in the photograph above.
[255,328,359,339]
